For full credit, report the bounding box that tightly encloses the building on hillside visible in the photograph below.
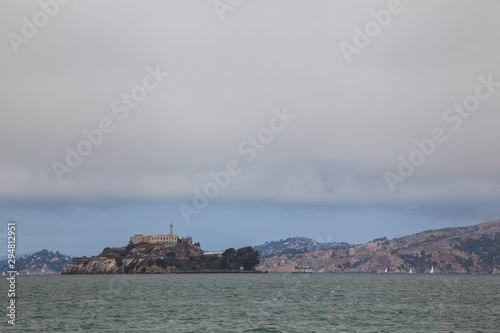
[204,251,224,257]
[72,257,89,265]
[129,223,193,245]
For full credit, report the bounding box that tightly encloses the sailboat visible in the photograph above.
[430,266,434,274]
[384,268,388,273]
[409,269,413,274]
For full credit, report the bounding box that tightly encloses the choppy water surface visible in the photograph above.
[1,273,499,332]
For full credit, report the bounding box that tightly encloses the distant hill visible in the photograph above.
[0,249,72,275]
[254,237,350,258]
[0,252,33,269]
[258,219,500,274]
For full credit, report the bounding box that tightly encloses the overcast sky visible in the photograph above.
[1,0,499,256]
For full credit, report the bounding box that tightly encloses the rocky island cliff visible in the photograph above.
[62,242,260,274]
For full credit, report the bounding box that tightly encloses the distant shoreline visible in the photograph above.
[172,270,264,274]
[61,270,264,275]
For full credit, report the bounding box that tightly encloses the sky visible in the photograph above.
[1,0,500,257]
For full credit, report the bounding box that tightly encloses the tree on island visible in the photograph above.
[221,246,260,270]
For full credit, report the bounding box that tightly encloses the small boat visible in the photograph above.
[409,269,413,274]
[292,266,313,273]
[430,266,434,274]
[384,268,388,273]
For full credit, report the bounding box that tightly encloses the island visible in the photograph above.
[62,224,261,274]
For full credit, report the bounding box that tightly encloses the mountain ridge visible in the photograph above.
[257,219,500,274]
[254,237,350,258]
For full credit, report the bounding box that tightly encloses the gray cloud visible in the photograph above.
[1,0,500,219]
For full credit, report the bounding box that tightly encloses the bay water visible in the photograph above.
[1,273,499,332]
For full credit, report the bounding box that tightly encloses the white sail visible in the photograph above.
[430,266,434,274]
[409,269,413,274]
[384,268,388,273]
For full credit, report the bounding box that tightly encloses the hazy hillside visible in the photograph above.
[0,249,72,275]
[0,253,33,269]
[258,220,500,274]
[254,237,350,258]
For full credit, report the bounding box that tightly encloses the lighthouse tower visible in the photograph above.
[169,223,174,243]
